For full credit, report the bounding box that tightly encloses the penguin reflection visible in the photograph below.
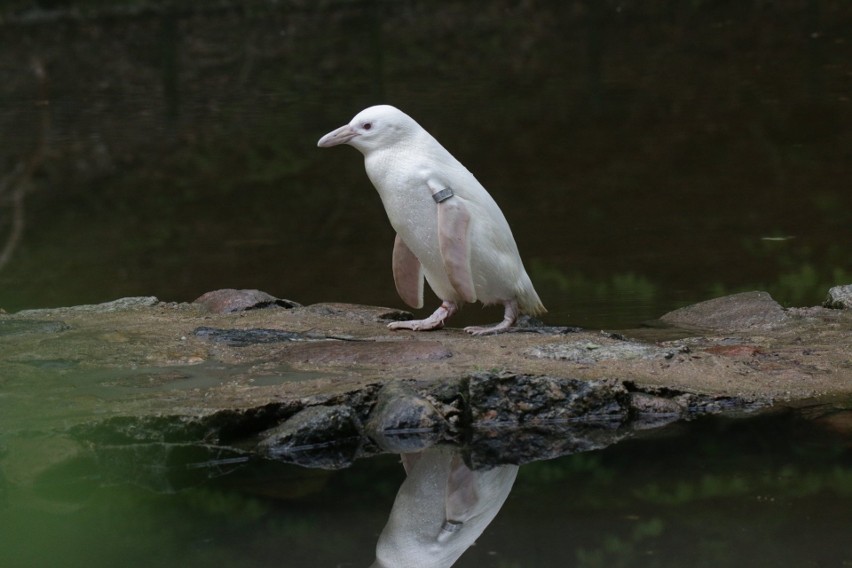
[371,446,518,568]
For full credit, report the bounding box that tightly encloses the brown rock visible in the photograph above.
[194,289,299,313]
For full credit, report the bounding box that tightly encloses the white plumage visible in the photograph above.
[370,446,518,568]
[318,105,545,335]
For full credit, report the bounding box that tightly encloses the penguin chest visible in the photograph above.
[385,190,435,245]
[367,162,460,299]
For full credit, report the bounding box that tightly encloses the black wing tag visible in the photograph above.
[432,187,454,203]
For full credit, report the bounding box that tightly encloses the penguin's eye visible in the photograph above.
[362,122,372,130]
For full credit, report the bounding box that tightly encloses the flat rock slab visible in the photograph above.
[1,290,850,488]
[280,340,453,365]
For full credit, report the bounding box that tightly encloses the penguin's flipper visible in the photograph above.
[392,234,424,309]
[437,199,476,303]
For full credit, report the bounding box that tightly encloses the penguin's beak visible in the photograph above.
[317,124,358,147]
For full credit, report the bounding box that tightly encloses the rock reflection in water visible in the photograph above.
[371,446,518,568]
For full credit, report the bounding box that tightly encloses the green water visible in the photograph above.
[2,406,849,567]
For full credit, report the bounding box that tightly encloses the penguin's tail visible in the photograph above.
[517,275,547,317]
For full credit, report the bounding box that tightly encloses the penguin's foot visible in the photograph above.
[388,301,458,332]
[464,300,519,336]
[464,321,512,336]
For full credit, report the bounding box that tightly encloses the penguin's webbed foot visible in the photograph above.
[388,319,444,331]
[388,301,458,332]
[464,321,513,336]
[463,299,519,336]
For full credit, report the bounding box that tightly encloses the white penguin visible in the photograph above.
[317,105,545,335]
[370,446,519,568]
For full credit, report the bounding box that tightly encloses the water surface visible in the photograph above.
[2,405,849,567]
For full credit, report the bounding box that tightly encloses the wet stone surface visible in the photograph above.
[364,382,452,454]
[257,404,363,469]
[0,288,850,488]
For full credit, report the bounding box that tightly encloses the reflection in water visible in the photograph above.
[0,404,849,567]
[372,446,518,568]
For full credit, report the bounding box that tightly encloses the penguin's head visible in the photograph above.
[317,105,418,154]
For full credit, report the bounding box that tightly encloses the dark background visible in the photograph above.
[1,0,850,328]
